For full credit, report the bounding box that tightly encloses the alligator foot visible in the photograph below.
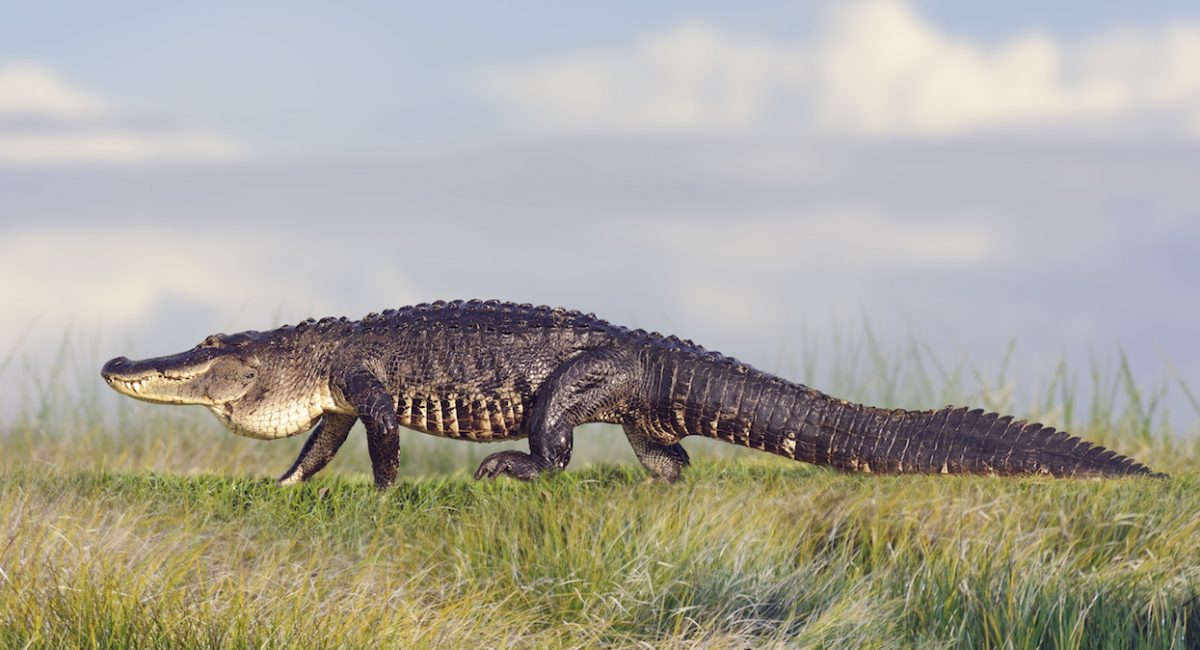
[473,451,549,481]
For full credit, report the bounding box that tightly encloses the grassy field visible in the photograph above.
[1,338,1197,648]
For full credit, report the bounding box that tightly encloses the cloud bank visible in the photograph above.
[483,0,1200,138]
[2,134,1196,425]
[0,62,250,166]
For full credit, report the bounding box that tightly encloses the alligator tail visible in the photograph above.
[677,359,1161,477]
[768,398,1163,477]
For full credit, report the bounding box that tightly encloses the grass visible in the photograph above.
[1,465,1197,649]
[0,331,1197,648]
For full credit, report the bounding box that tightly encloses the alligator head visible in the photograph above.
[101,330,331,440]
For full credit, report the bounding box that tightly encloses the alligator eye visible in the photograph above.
[244,371,257,380]
[201,334,227,348]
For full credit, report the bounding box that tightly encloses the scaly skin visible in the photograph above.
[100,299,1163,487]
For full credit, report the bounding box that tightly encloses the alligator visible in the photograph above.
[100,299,1161,487]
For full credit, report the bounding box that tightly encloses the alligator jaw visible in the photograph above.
[101,350,256,406]
[102,355,213,405]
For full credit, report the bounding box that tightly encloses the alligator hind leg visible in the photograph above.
[278,413,357,485]
[624,424,690,482]
[474,348,635,481]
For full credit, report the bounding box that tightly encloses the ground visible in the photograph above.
[1,455,1196,649]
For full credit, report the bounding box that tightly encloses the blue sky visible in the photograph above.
[1,1,1198,430]
[3,0,1198,151]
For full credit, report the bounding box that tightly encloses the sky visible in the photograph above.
[1,1,1198,431]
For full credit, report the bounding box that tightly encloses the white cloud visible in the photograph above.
[483,25,779,134]
[482,0,1200,138]
[0,62,111,118]
[0,128,249,165]
[580,207,1009,358]
[614,209,1002,274]
[0,227,419,357]
[0,62,251,165]
[0,230,295,330]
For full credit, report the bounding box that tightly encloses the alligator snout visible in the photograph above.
[101,356,131,381]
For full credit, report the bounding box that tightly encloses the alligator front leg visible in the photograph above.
[278,413,357,485]
[336,368,400,489]
[474,348,634,481]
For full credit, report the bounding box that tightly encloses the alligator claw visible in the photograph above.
[473,451,546,481]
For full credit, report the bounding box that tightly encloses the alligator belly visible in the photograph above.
[396,393,527,441]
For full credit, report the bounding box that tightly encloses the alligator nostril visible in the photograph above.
[101,356,130,378]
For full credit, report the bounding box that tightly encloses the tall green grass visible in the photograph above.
[2,329,1195,479]
[1,466,1196,648]
[0,330,1196,648]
